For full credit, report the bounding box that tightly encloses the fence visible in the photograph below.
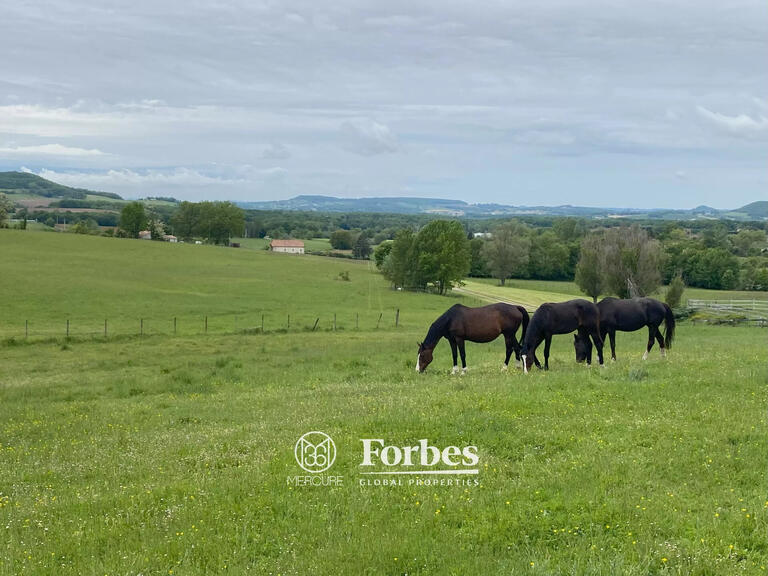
[687,299,768,326]
[1,309,405,344]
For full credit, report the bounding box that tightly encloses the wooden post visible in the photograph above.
[396,308,400,327]
[287,314,290,331]
[174,316,177,335]
[312,318,319,331]
[66,319,69,337]
[356,313,359,330]
[140,318,143,336]
[333,313,336,331]
[261,314,264,333]
[104,319,107,338]
[376,312,383,329]
[205,315,208,334]
[25,320,28,339]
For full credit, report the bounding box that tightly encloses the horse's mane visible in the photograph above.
[423,306,458,348]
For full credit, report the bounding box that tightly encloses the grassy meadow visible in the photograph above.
[0,228,767,575]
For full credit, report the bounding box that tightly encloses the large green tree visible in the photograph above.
[411,220,470,294]
[120,202,148,238]
[602,226,662,298]
[483,221,530,285]
[575,233,605,302]
[382,229,415,288]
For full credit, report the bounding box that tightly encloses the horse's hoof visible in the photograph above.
[501,364,508,372]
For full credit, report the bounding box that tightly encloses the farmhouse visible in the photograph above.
[162,234,178,243]
[138,230,152,240]
[270,239,305,254]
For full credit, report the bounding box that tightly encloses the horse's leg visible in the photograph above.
[457,338,467,374]
[609,330,617,361]
[592,330,605,366]
[643,326,655,360]
[654,324,666,357]
[511,334,522,365]
[543,336,552,370]
[502,334,513,371]
[448,337,459,374]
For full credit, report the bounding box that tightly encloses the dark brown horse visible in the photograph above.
[573,297,675,362]
[416,303,529,374]
[521,299,604,372]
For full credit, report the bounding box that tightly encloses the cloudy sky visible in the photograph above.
[1,1,765,208]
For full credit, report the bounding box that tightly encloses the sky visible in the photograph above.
[0,0,766,209]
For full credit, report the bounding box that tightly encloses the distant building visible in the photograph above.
[270,239,305,254]
[162,235,178,243]
[138,230,152,240]
[473,232,492,239]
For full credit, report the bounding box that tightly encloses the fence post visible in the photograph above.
[396,308,400,327]
[287,314,290,331]
[356,313,359,330]
[174,316,177,335]
[140,318,143,336]
[312,318,319,331]
[334,313,336,331]
[205,315,208,334]
[25,320,28,339]
[376,312,383,329]
[104,319,107,338]
[66,319,69,337]
[261,314,264,333]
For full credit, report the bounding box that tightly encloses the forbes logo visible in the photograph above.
[294,431,337,473]
[360,439,479,470]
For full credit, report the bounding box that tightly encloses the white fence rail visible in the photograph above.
[687,299,768,323]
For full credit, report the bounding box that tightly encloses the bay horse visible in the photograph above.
[574,297,675,362]
[416,303,529,374]
[521,299,604,372]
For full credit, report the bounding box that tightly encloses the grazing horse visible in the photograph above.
[574,297,675,362]
[416,303,529,374]
[521,299,604,372]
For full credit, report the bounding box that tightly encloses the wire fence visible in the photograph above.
[0,309,410,344]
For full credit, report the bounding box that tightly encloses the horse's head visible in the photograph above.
[573,333,592,363]
[416,342,433,373]
[520,342,534,373]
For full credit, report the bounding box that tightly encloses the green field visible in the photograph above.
[0,229,766,575]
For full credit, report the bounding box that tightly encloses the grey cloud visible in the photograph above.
[340,119,399,155]
[0,0,766,208]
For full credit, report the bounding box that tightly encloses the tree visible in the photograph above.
[411,220,470,294]
[528,231,571,280]
[602,226,662,298]
[120,202,148,238]
[665,273,685,309]
[575,233,605,302]
[330,229,354,250]
[0,193,13,228]
[373,240,393,269]
[468,237,490,277]
[382,229,415,288]
[171,201,244,244]
[170,202,201,240]
[353,232,371,259]
[147,214,165,241]
[483,221,530,285]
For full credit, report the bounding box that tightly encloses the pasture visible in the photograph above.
[0,229,766,575]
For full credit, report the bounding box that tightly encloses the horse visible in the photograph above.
[416,303,529,374]
[521,299,604,372]
[573,297,675,363]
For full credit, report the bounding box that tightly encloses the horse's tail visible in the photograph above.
[517,305,529,342]
[663,303,675,349]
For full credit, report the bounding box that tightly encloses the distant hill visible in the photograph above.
[736,201,768,219]
[0,171,122,201]
[239,195,767,221]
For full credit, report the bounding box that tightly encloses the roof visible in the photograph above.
[270,239,305,247]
